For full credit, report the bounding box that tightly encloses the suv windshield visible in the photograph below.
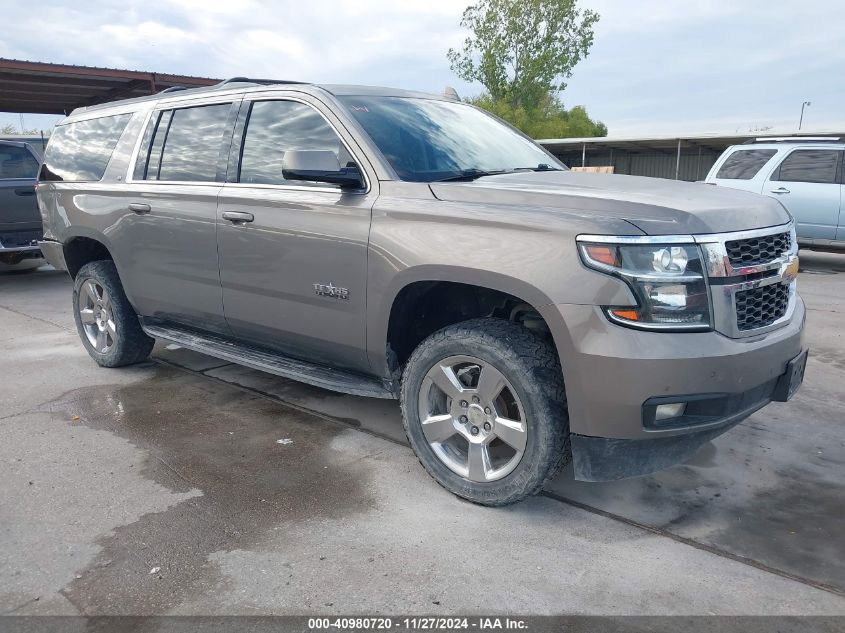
[339,96,564,182]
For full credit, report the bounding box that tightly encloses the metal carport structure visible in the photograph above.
[0,58,219,115]
[539,131,845,182]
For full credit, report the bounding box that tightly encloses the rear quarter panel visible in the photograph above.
[37,109,148,246]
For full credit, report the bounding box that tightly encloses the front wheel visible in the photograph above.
[400,318,570,506]
[73,260,154,367]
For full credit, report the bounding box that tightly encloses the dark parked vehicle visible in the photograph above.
[36,79,807,505]
[0,140,42,271]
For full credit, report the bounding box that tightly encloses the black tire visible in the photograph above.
[400,318,570,506]
[72,260,154,367]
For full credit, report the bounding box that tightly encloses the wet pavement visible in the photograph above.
[0,253,844,615]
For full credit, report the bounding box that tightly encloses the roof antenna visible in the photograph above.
[444,86,460,100]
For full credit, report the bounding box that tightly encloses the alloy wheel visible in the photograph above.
[78,279,116,353]
[417,355,527,482]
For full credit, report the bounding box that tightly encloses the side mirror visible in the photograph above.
[282,150,363,188]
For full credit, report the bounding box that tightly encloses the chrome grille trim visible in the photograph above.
[725,231,791,267]
[736,284,790,331]
[694,222,798,339]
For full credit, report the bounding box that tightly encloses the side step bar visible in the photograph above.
[142,323,397,400]
[798,238,845,254]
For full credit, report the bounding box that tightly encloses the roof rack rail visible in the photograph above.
[215,77,306,87]
[742,136,842,144]
[159,85,188,94]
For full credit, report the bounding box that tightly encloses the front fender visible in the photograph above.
[364,188,637,378]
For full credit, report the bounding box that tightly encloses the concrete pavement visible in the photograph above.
[0,254,843,615]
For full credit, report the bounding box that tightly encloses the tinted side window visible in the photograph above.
[0,145,39,179]
[238,100,352,187]
[133,110,173,181]
[144,104,230,182]
[773,149,840,184]
[40,114,130,182]
[715,149,777,180]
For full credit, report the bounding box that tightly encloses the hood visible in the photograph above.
[429,171,790,235]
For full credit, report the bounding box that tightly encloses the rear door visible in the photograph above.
[0,143,41,245]
[216,94,377,373]
[118,98,239,334]
[762,148,842,240]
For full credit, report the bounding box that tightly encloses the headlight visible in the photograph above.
[577,238,711,331]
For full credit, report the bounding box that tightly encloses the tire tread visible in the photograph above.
[400,317,570,506]
[73,260,154,367]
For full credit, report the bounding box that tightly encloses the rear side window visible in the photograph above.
[0,145,39,179]
[135,104,231,182]
[40,114,130,182]
[772,149,840,184]
[715,149,777,180]
[237,100,353,187]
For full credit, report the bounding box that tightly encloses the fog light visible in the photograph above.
[655,402,686,421]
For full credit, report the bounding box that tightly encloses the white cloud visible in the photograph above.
[1,0,843,136]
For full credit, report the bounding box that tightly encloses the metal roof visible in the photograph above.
[0,58,220,114]
[538,130,845,154]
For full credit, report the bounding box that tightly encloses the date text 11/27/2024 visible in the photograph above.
[307,617,528,630]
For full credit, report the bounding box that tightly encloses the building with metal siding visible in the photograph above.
[539,131,844,181]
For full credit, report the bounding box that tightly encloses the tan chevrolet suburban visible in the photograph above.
[36,79,807,505]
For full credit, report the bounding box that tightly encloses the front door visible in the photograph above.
[216,96,376,373]
[762,148,842,240]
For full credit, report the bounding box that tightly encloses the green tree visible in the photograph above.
[470,93,606,138]
[448,0,599,109]
[0,123,40,135]
[449,0,605,138]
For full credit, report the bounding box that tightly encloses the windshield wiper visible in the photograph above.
[433,169,509,182]
[434,164,561,183]
[513,164,562,172]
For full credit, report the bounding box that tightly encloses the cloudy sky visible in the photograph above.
[2,0,843,137]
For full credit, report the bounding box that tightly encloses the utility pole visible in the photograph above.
[798,101,811,130]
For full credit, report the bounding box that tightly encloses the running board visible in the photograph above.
[142,323,397,399]
[798,237,845,254]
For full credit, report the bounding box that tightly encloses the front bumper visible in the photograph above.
[540,299,806,480]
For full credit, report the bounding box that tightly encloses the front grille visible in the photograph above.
[0,230,41,248]
[735,283,790,331]
[725,231,791,267]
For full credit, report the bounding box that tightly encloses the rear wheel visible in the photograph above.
[400,318,569,506]
[73,261,154,367]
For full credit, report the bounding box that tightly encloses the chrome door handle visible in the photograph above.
[770,187,790,194]
[128,202,151,214]
[222,211,254,223]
